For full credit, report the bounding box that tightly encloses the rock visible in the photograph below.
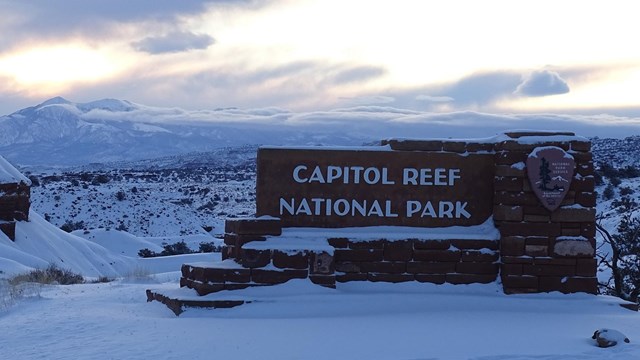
[592,328,630,348]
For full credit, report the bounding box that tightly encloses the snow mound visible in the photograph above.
[0,211,136,279]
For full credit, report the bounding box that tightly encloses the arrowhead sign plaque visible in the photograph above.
[526,146,575,211]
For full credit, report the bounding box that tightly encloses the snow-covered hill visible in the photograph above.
[0,97,368,166]
[3,96,640,167]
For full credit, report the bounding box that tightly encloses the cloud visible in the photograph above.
[415,95,454,103]
[0,0,259,52]
[331,66,386,85]
[339,96,396,106]
[515,69,570,97]
[132,32,215,54]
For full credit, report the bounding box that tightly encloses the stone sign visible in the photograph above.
[526,146,575,211]
[256,147,495,228]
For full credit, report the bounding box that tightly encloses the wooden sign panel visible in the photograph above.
[526,146,575,211]
[256,147,495,228]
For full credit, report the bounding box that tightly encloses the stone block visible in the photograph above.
[501,275,538,288]
[327,237,349,248]
[442,141,467,153]
[523,205,551,216]
[383,240,413,261]
[310,275,336,288]
[446,273,496,284]
[456,262,499,275]
[525,245,548,257]
[181,264,192,278]
[413,250,461,262]
[251,269,307,284]
[239,248,272,268]
[570,140,591,152]
[334,249,383,262]
[360,261,406,274]
[311,252,334,275]
[581,223,596,238]
[564,277,597,294]
[501,236,525,256]
[576,258,597,277]
[451,239,499,250]
[569,177,595,192]
[461,251,499,263]
[367,273,414,283]
[523,264,576,277]
[221,245,237,260]
[495,151,528,165]
[223,233,266,246]
[193,282,225,296]
[465,143,494,152]
[577,162,595,177]
[493,205,524,222]
[191,266,205,281]
[406,261,456,274]
[495,165,525,177]
[336,273,368,282]
[525,236,550,246]
[202,267,227,283]
[414,274,446,284]
[225,218,282,236]
[334,262,361,273]
[532,257,576,266]
[553,240,595,258]
[349,240,385,249]
[550,208,596,223]
[494,191,540,206]
[223,283,252,291]
[226,269,251,283]
[501,256,534,264]
[504,131,575,138]
[384,139,444,151]
[498,222,561,237]
[413,239,451,250]
[561,228,582,236]
[575,192,596,207]
[273,250,310,269]
[523,214,550,222]
[501,263,523,276]
[0,221,16,241]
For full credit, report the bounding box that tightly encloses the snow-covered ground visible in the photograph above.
[1,273,639,359]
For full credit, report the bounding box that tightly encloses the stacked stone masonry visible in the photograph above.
[0,182,30,240]
[174,131,597,304]
[493,132,597,294]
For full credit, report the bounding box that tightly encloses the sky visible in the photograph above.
[0,0,639,122]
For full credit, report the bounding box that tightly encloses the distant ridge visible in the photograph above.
[2,97,639,167]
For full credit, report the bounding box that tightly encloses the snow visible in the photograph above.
[276,217,500,242]
[1,278,639,359]
[0,155,30,184]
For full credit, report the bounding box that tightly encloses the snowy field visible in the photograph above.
[1,268,639,360]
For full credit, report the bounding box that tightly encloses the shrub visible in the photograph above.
[603,185,615,200]
[597,204,640,303]
[9,264,84,286]
[60,220,85,233]
[115,190,126,201]
[199,241,222,253]
[138,248,156,258]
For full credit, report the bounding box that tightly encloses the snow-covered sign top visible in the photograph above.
[0,155,31,185]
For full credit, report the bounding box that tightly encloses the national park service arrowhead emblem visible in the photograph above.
[526,146,575,211]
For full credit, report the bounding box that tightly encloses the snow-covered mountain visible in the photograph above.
[0,97,368,166]
[3,96,640,167]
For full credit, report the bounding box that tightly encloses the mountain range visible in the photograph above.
[2,96,640,168]
[0,97,368,167]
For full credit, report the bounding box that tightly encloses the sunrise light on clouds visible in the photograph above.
[0,0,639,118]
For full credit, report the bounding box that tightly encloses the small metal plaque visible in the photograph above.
[526,146,575,211]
